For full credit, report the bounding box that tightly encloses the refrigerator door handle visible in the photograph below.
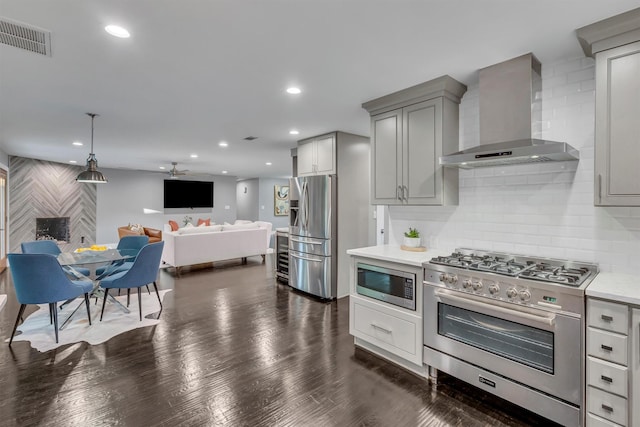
[303,180,310,229]
[290,253,324,263]
[290,237,323,245]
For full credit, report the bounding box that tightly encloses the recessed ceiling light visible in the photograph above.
[69,160,77,164]
[72,141,83,146]
[531,155,540,159]
[159,166,166,170]
[190,154,198,158]
[105,25,130,38]
[219,141,228,147]
[222,170,228,174]
[289,130,299,135]
[266,162,272,166]
[286,87,301,95]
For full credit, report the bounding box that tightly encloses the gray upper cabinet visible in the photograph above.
[363,76,466,205]
[297,133,336,176]
[577,8,640,206]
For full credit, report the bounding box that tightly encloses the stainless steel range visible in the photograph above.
[423,248,598,427]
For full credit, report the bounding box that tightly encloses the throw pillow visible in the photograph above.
[197,218,211,227]
[168,220,179,232]
[234,220,253,225]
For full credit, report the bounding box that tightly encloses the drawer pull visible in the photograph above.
[371,323,392,334]
[601,314,614,322]
[601,404,614,413]
[600,375,613,383]
[601,344,613,352]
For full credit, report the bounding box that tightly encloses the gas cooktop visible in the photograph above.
[430,248,598,287]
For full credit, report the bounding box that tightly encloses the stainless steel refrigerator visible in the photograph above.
[288,175,337,299]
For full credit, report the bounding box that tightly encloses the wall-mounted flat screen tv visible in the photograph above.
[164,180,214,208]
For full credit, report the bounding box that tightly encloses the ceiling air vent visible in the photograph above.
[243,136,258,141]
[0,17,51,56]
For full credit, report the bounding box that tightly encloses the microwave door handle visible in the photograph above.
[435,290,556,327]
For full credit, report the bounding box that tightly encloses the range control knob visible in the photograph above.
[439,273,448,283]
[462,279,472,289]
[506,288,518,299]
[519,290,531,302]
[472,280,483,291]
[449,275,458,285]
[488,284,500,295]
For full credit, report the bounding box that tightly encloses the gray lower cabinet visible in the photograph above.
[363,75,466,206]
[577,9,640,206]
[586,298,640,426]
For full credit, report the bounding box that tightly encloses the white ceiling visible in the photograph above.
[0,1,637,180]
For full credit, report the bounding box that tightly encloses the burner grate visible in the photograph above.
[429,250,596,287]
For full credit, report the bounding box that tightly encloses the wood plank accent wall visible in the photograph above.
[8,156,97,253]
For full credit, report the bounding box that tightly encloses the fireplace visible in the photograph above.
[36,217,70,243]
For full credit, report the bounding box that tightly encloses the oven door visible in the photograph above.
[424,283,582,405]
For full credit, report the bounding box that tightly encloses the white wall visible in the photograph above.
[0,148,9,165]
[258,178,290,229]
[97,169,238,243]
[387,56,640,275]
[236,178,260,221]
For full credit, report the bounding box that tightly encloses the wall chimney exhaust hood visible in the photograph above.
[440,53,580,169]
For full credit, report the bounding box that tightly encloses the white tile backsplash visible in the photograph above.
[387,57,640,274]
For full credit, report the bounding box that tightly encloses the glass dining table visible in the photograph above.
[57,248,138,329]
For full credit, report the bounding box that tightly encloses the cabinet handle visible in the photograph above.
[397,185,403,201]
[403,185,408,202]
[601,314,613,322]
[600,375,613,383]
[601,344,613,352]
[601,403,614,413]
[598,174,602,204]
[371,323,392,334]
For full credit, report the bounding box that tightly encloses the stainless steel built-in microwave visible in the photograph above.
[356,263,416,310]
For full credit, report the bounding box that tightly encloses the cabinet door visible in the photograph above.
[403,98,443,205]
[371,109,402,204]
[631,308,640,427]
[297,140,315,176]
[595,41,640,206]
[314,134,336,175]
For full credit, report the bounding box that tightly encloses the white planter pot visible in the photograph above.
[403,236,421,247]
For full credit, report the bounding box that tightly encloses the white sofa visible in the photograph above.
[161,221,272,275]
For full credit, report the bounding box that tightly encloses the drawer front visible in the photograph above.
[587,356,628,397]
[588,328,628,366]
[587,412,625,427]
[352,300,417,357]
[588,299,629,334]
[587,386,628,426]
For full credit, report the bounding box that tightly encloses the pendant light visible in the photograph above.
[76,113,108,183]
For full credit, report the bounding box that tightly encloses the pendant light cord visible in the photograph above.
[86,112,98,155]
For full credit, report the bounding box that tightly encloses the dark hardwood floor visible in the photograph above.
[0,257,561,426]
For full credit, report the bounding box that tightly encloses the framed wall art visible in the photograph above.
[274,185,289,216]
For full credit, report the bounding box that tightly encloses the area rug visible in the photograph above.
[5,289,172,352]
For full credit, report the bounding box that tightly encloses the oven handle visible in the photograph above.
[435,290,556,327]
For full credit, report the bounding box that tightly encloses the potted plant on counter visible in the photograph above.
[403,227,421,248]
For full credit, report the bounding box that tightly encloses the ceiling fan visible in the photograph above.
[167,162,189,178]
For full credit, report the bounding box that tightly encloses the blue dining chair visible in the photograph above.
[21,240,91,278]
[7,253,94,345]
[99,241,165,321]
[96,235,149,277]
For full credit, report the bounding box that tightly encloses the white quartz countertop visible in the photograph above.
[346,245,450,267]
[586,272,640,306]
